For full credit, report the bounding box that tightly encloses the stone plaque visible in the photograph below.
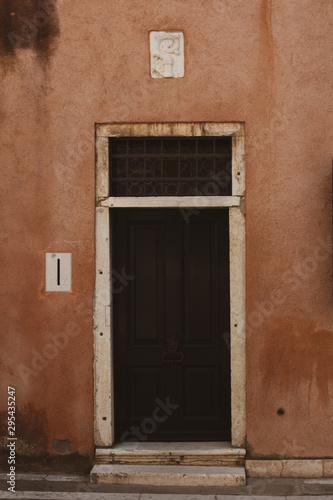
[150,31,184,78]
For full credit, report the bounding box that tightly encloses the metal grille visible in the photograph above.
[109,137,232,196]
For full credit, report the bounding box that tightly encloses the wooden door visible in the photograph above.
[113,208,230,441]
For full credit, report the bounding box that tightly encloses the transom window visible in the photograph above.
[109,137,232,196]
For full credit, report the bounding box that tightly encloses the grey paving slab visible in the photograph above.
[0,490,332,499]
[300,482,333,496]
[1,474,333,498]
[286,497,333,500]
[246,478,303,497]
[44,475,85,482]
[0,474,47,481]
[304,479,333,485]
[287,495,333,500]
[0,494,291,500]
[140,495,216,500]
[215,497,287,500]
[0,492,140,499]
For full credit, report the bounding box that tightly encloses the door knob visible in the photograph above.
[161,336,184,363]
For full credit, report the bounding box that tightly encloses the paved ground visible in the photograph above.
[1,474,333,499]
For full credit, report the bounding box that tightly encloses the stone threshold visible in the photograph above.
[95,442,246,467]
[246,459,333,478]
[90,464,246,486]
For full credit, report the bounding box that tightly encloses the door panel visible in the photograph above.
[184,221,219,345]
[183,365,220,419]
[129,223,164,345]
[113,209,230,441]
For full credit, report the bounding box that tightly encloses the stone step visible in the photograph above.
[90,464,246,486]
[96,442,246,467]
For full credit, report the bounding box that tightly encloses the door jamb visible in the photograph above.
[94,122,246,448]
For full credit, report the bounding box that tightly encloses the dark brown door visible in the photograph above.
[113,208,230,441]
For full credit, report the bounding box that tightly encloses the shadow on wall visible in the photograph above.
[0,0,59,62]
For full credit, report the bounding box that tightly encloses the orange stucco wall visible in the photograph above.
[0,0,332,460]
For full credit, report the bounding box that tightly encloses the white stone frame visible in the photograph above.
[94,123,246,448]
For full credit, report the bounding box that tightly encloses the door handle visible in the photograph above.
[162,336,184,363]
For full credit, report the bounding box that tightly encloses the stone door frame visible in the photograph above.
[94,122,246,448]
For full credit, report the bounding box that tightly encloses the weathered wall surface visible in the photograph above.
[0,0,332,459]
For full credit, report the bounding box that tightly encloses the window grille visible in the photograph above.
[109,137,232,196]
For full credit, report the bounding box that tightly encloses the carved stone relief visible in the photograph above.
[150,31,184,78]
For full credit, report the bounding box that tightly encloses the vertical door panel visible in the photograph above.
[129,224,164,345]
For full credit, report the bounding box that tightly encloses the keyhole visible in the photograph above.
[57,259,60,286]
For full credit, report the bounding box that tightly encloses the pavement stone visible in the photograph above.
[1,474,333,498]
[140,495,216,500]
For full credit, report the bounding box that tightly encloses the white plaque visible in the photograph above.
[45,253,72,292]
[150,31,184,78]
